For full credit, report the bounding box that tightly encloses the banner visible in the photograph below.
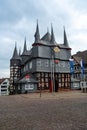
[80,59,84,76]
[69,59,74,74]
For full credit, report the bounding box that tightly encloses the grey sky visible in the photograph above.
[0,0,87,78]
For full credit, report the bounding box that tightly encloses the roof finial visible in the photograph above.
[34,19,40,43]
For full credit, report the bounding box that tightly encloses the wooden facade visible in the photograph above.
[34,72,71,90]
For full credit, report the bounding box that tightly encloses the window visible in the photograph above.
[37,73,40,77]
[26,64,28,71]
[37,59,41,66]
[41,73,44,77]
[45,73,48,77]
[1,86,7,88]
[29,62,32,69]
[1,89,7,91]
[45,60,49,67]
[23,64,28,72]
[24,66,26,72]
[3,82,7,84]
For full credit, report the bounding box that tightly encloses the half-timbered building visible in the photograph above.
[10,22,71,93]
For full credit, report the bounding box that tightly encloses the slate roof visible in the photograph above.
[11,43,21,60]
[22,37,28,55]
[12,45,19,59]
[11,22,71,68]
[0,78,10,84]
[58,44,70,49]
[72,56,82,65]
[50,24,56,44]
[18,74,38,83]
[33,23,70,49]
[41,31,51,42]
[34,20,40,43]
[73,50,87,64]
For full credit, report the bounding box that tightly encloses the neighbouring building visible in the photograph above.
[71,50,87,90]
[0,78,10,96]
[72,50,87,80]
[10,22,72,94]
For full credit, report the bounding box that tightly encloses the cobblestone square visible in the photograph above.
[0,90,87,130]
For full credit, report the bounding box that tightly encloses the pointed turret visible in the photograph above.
[12,42,19,59]
[22,37,27,55]
[50,24,55,44]
[34,20,40,43]
[10,42,21,91]
[46,28,51,42]
[19,47,21,56]
[64,27,69,47]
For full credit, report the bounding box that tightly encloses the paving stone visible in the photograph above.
[0,90,87,130]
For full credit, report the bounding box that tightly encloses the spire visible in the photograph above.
[34,20,40,43]
[46,28,51,42]
[22,37,27,55]
[50,24,55,44]
[12,42,19,59]
[19,47,21,56]
[64,26,69,47]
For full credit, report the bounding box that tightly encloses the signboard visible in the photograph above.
[25,84,34,90]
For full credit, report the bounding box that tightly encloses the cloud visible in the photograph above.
[70,31,87,53]
[0,68,10,78]
[0,0,87,77]
[73,12,87,29]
